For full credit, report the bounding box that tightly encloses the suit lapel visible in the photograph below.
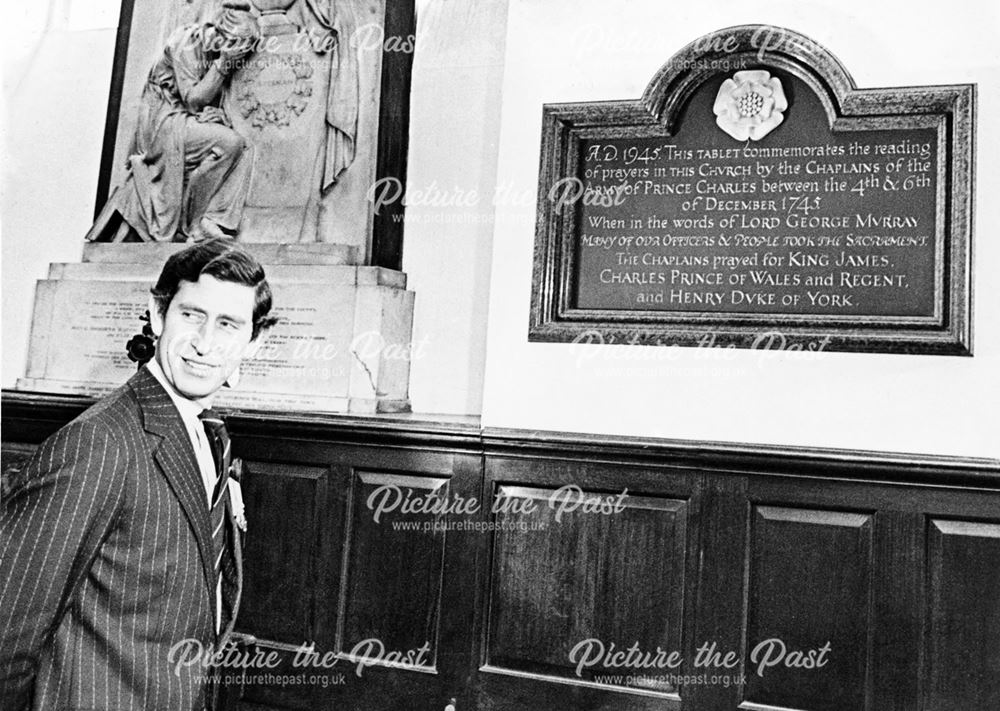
[130,368,218,625]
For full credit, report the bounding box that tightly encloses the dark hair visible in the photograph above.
[150,239,278,339]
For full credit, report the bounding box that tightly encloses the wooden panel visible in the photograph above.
[237,461,333,646]
[6,392,1000,711]
[235,452,480,711]
[486,484,688,698]
[925,519,1000,710]
[871,510,922,711]
[339,470,448,672]
[743,506,873,711]
[684,472,749,711]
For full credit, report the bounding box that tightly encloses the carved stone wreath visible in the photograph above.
[234,53,315,129]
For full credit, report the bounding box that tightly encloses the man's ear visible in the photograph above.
[242,331,267,359]
[147,296,164,337]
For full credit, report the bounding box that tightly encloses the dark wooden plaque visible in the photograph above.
[529,25,975,354]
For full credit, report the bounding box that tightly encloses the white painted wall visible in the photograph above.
[480,0,1000,457]
[2,1,117,390]
[402,0,507,414]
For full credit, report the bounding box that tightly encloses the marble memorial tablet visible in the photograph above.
[19,265,414,414]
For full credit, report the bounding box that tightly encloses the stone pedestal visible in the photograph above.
[17,244,415,414]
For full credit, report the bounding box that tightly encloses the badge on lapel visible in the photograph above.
[228,479,247,532]
[228,461,247,532]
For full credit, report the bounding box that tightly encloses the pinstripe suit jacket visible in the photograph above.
[0,367,243,711]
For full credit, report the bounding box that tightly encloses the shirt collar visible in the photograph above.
[145,359,208,424]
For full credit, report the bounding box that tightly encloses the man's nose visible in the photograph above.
[192,323,216,354]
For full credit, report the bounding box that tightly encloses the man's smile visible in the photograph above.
[181,356,220,375]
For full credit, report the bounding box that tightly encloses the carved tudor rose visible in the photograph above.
[712,69,788,141]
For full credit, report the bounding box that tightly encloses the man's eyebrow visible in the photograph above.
[174,302,248,324]
[175,302,208,315]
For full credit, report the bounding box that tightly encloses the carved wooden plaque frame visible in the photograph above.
[529,25,975,355]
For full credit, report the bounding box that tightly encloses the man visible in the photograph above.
[87,2,261,243]
[0,239,278,710]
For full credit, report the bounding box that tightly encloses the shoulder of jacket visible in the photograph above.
[76,383,141,428]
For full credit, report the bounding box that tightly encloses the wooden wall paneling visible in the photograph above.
[231,459,346,710]
[476,454,701,710]
[229,431,483,710]
[6,394,1000,711]
[436,452,490,711]
[340,470,449,668]
[911,484,1000,711]
[683,471,749,711]
[748,473,1000,711]
[479,427,999,492]
[228,412,483,462]
[237,461,335,645]
[233,432,467,473]
[741,504,874,711]
[872,508,922,711]
[925,518,1000,710]
[487,485,688,683]
[329,450,483,710]
[745,475,888,711]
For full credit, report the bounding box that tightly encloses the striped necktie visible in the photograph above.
[198,409,231,581]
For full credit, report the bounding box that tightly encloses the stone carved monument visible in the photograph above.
[87,2,262,243]
[225,0,362,243]
[18,0,417,413]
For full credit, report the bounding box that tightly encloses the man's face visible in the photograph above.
[149,274,258,401]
